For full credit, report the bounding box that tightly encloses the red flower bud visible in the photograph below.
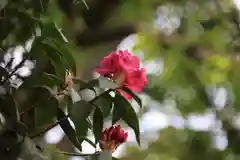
[99,125,128,152]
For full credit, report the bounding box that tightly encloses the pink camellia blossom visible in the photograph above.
[99,125,128,152]
[96,50,147,99]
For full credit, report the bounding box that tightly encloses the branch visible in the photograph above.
[9,54,28,77]
[55,150,100,157]
[29,114,70,138]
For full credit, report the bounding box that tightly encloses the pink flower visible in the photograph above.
[99,125,128,152]
[96,50,147,99]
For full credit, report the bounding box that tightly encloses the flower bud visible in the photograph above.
[99,125,128,152]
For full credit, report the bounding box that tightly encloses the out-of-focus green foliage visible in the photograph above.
[2,0,240,159]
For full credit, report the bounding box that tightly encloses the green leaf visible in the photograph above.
[112,104,122,124]
[42,72,63,84]
[42,38,76,75]
[41,21,68,43]
[56,108,82,151]
[28,85,53,104]
[28,37,45,60]
[70,100,94,121]
[93,93,113,118]
[70,100,93,140]
[74,119,90,141]
[43,44,66,79]
[93,107,103,144]
[114,93,140,145]
[0,93,20,121]
[35,96,59,126]
[121,87,142,108]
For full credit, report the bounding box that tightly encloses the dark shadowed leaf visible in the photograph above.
[70,100,93,121]
[0,93,20,121]
[27,37,45,61]
[31,85,53,95]
[70,100,93,143]
[74,119,90,143]
[41,21,68,43]
[93,93,113,118]
[42,72,63,85]
[28,85,53,104]
[114,93,140,145]
[18,86,53,133]
[41,38,76,74]
[35,96,59,126]
[121,87,142,108]
[56,108,82,151]
[93,107,103,144]
[112,104,122,125]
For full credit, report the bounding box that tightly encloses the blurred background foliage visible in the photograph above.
[2,0,240,159]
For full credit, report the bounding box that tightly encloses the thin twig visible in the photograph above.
[20,105,35,116]
[30,114,70,138]
[55,150,100,157]
[9,55,28,78]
